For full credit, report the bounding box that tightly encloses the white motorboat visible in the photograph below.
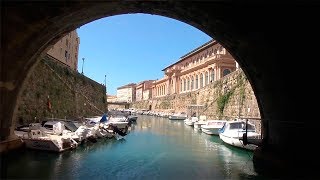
[21,129,77,152]
[201,120,227,135]
[219,120,261,151]
[168,112,187,120]
[193,120,206,130]
[184,104,204,126]
[107,116,129,129]
[184,117,199,126]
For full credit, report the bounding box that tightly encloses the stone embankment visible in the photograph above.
[132,69,260,120]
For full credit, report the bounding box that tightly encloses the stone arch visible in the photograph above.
[2,1,318,176]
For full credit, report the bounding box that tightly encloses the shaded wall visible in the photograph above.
[15,55,106,126]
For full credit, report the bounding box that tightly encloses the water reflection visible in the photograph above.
[4,115,265,179]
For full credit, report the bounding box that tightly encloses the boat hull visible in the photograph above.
[22,138,72,152]
[201,128,220,135]
[168,116,187,120]
[219,133,258,151]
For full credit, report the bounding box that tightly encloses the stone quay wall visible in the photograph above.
[132,69,260,121]
[15,55,107,126]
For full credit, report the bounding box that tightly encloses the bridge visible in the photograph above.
[107,102,130,109]
[1,1,318,178]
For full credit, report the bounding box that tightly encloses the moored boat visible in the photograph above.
[201,120,227,135]
[168,112,187,120]
[21,129,77,152]
[219,120,260,151]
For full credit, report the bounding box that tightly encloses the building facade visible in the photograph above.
[47,30,80,71]
[135,80,154,101]
[116,83,136,103]
[152,40,236,97]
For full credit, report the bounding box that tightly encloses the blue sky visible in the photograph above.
[77,13,212,95]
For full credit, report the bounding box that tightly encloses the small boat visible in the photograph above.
[219,120,260,151]
[184,117,199,126]
[193,120,206,130]
[128,115,138,122]
[168,112,187,120]
[184,104,204,126]
[21,129,77,152]
[201,120,227,135]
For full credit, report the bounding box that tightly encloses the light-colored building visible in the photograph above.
[116,83,136,103]
[107,95,117,103]
[143,88,152,100]
[135,80,154,101]
[47,30,80,71]
[152,39,236,97]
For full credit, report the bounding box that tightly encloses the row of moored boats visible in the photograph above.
[181,115,261,151]
[14,111,138,152]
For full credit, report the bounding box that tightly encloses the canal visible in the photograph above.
[3,115,266,179]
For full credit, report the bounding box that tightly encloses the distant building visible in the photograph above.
[152,39,236,97]
[117,83,136,103]
[47,30,80,71]
[107,95,117,103]
[135,80,154,101]
[143,88,152,100]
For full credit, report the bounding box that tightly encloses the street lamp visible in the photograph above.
[81,58,85,74]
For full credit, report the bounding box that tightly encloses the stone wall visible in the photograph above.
[132,69,260,120]
[15,55,107,126]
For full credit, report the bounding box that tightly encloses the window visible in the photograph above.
[183,79,186,91]
[200,73,203,88]
[223,69,231,77]
[211,69,215,82]
[195,75,199,89]
[205,71,209,85]
[191,77,194,90]
[187,78,190,91]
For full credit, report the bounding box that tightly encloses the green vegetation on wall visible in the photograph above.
[217,90,233,115]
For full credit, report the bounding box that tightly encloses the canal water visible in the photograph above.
[3,115,267,179]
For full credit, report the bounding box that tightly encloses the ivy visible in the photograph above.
[217,91,233,114]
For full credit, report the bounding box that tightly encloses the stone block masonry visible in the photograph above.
[15,55,107,126]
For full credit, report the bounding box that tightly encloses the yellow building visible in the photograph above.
[152,40,236,97]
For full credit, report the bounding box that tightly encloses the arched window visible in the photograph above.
[200,73,203,88]
[211,69,215,82]
[196,75,199,89]
[191,76,194,90]
[183,79,186,91]
[223,69,231,77]
[205,71,209,86]
[180,80,183,92]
